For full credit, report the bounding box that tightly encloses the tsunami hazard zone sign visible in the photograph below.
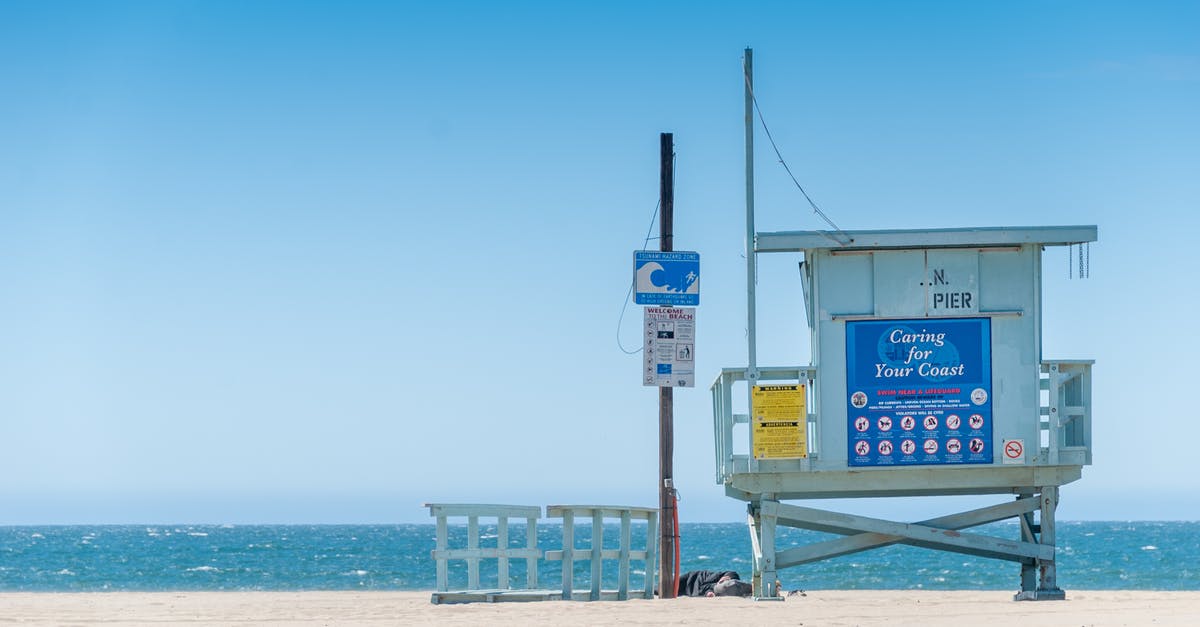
[1002,439,1025,464]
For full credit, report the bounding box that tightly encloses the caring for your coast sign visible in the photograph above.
[846,317,993,467]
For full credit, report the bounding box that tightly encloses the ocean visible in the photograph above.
[1,521,1196,592]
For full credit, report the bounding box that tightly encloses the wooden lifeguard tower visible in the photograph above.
[715,50,1096,601]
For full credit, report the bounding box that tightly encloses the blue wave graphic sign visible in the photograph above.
[634,251,700,306]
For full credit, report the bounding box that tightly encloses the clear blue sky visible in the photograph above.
[1,1,1196,524]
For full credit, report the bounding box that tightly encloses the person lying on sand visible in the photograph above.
[676,570,754,597]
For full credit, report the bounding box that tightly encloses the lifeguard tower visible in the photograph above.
[715,51,1096,601]
[711,224,1097,600]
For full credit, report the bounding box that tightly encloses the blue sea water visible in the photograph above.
[1,521,1196,592]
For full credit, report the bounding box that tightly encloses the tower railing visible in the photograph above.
[711,361,1093,484]
[1041,360,1094,465]
[711,366,816,483]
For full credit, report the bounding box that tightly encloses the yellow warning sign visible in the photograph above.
[751,384,807,459]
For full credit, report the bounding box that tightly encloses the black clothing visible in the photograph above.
[676,570,740,597]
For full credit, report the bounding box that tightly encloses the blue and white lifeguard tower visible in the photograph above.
[711,225,1096,600]
[713,51,1097,601]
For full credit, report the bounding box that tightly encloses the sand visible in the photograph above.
[1,590,1197,626]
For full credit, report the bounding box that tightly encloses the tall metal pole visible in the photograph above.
[744,46,765,600]
[658,132,677,599]
[744,48,758,379]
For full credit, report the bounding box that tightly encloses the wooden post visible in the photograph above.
[658,132,677,598]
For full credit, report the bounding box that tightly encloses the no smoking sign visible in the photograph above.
[1002,439,1025,464]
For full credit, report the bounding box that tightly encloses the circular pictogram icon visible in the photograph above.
[854,416,870,432]
[968,437,985,454]
[971,388,988,405]
[854,440,870,456]
[946,414,961,430]
[900,415,916,431]
[900,439,916,455]
[923,415,939,430]
[946,438,962,454]
[877,416,893,431]
[968,414,984,429]
[1005,440,1024,459]
[923,439,939,454]
[878,440,894,455]
[851,391,868,409]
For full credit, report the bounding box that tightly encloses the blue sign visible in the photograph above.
[634,251,699,306]
[845,318,993,467]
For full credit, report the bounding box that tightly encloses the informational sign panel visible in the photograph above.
[751,384,807,459]
[643,307,695,387]
[634,251,700,306]
[845,317,992,467]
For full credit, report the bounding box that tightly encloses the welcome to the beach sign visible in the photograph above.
[845,317,993,467]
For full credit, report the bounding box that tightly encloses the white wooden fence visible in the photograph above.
[426,503,657,604]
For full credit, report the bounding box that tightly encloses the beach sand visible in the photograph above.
[1,590,1197,626]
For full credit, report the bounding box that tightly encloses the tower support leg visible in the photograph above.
[747,503,761,596]
[758,498,780,600]
[1014,486,1065,601]
[1017,492,1038,594]
[746,499,783,600]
